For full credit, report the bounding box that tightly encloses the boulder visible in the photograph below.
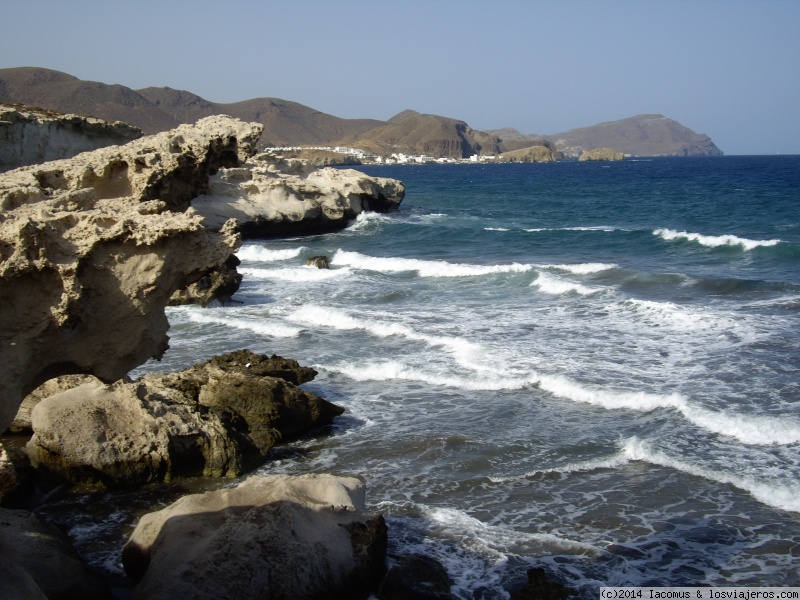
[192,156,405,237]
[307,255,331,269]
[578,147,625,161]
[378,554,456,600]
[122,474,387,600]
[0,507,112,599]
[0,103,142,173]
[26,350,342,487]
[0,115,263,433]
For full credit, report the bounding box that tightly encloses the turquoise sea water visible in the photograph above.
[131,156,800,596]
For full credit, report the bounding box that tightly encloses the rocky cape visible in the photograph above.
[0,67,724,157]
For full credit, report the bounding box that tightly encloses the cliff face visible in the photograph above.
[0,104,142,172]
[0,115,263,432]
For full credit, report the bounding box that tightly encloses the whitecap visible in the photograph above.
[323,359,539,392]
[622,437,800,513]
[236,245,306,262]
[536,262,619,274]
[185,310,302,338]
[331,250,534,278]
[346,211,392,231]
[239,266,351,282]
[530,272,605,296]
[654,228,782,250]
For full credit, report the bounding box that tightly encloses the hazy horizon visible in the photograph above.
[2,0,799,155]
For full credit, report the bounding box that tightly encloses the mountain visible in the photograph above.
[0,67,723,157]
[543,114,723,157]
[338,111,503,159]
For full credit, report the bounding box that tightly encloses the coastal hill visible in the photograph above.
[522,114,723,157]
[0,67,723,157]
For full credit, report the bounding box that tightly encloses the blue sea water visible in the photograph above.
[136,156,800,596]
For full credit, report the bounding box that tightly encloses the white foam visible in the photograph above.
[489,453,631,483]
[622,437,800,513]
[185,310,302,338]
[538,374,799,446]
[236,245,306,262]
[239,266,351,282]
[612,298,743,334]
[324,359,539,391]
[346,211,391,231]
[331,250,534,278]
[484,227,510,231]
[654,228,782,250]
[531,272,604,296]
[424,506,600,555]
[524,226,621,233]
[537,262,619,274]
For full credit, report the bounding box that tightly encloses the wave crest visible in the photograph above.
[654,228,782,250]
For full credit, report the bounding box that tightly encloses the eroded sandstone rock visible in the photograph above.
[0,507,112,599]
[122,474,387,600]
[193,155,405,237]
[26,350,340,487]
[0,115,263,432]
[0,103,142,173]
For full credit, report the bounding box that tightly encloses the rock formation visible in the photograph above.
[578,147,625,161]
[0,508,113,599]
[122,474,387,600]
[192,156,405,237]
[26,350,342,487]
[496,145,560,163]
[0,103,141,172]
[0,115,263,433]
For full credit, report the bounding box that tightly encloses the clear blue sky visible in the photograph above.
[2,0,799,155]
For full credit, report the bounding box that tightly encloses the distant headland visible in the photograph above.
[0,66,723,160]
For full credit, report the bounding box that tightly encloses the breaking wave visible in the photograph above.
[654,229,782,250]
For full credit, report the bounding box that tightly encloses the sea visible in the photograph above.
[47,156,800,597]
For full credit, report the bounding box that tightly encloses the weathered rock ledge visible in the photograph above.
[193,154,405,237]
[0,115,262,432]
[123,474,387,600]
[0,103,142,173]
[26,349,341,487]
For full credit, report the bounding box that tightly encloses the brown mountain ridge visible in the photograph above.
[0,67,723,158]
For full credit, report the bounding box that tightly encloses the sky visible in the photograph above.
[2,0,799,155]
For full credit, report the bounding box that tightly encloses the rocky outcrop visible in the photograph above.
[168,253,243,307]
[0,115,262,433]
[0,507,113,599]
[122,474,387,600]
[26,350,342,487]
[497,145,560,163]
[0,103,141,172]
[378,554,456,600]
[6,374,102,434]
[192,156,405,237]
[578,147,625,161]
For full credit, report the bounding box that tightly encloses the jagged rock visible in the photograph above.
[169,253,243,307]
[0,103,142,173]
[0,507,113,599]
[0,115,263,433]
[122,474,388,600]
[307,255,330,269]
[26,350,340,487]
[579,147,625,162]
[192,157,405,237]
[509,567,575,600]
[497,145,560,163]
[378,554,456,600]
